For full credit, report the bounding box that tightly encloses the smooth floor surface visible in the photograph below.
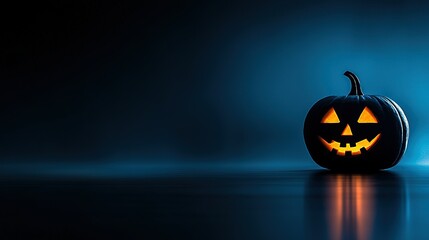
[0,163,427,240]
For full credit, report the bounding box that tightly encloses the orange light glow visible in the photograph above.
[357,107,378,123]
[341,124,353,136]
[328,175,373,240]
[319,134,381,156]
[321,108,340,123]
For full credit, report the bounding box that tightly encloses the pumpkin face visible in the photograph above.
[304,71,409,170]
[319,106,381,156]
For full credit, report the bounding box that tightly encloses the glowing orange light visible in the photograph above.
[319,134,381,156]
[357,107,378,123]
[321,108,340,123]
[328,175,373,240]
[341,124,353,136]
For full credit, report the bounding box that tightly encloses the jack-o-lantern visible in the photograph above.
[304,71,409,170]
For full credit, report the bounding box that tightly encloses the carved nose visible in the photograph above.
[341,124,353,136]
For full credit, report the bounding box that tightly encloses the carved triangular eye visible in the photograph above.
[321,108,340,123]
[358,107,378,123]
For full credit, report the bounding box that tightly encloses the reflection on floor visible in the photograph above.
[0,163,427,239]
[306,171,405,240]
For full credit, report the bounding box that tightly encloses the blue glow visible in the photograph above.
[206,6,427,165]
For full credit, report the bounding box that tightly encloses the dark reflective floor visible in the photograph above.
[0,164,428,239]
[305,171,406,240]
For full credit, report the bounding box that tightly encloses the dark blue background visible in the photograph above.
[1,0,427,170]
[3,2,429,239]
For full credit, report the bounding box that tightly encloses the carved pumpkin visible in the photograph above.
[304,71,409,170]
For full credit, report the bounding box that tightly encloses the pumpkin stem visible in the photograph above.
[344,71,364,96]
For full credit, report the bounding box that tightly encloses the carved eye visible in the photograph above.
[321,108,340,123]
[357,107,378,123]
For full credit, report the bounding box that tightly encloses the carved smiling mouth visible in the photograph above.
[319,134,381,156]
